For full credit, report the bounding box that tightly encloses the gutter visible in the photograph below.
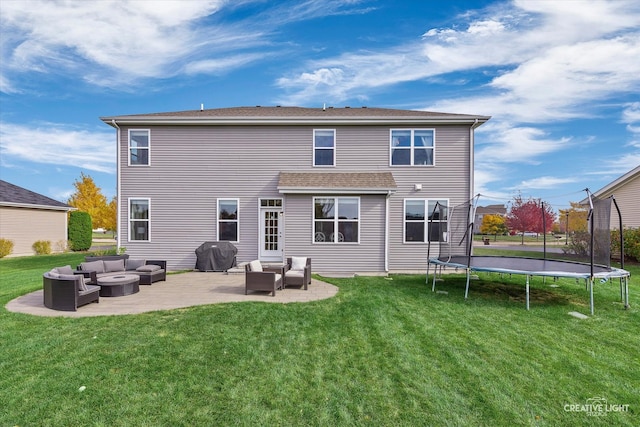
[112,119,122,253]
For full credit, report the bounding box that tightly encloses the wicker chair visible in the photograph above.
[245,260,284,296]
[284,257,311,290]
[43,267,100,311]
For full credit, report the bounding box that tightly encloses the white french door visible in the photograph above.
[259,199,283,261]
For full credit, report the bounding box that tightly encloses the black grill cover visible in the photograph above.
[195,241,238,272]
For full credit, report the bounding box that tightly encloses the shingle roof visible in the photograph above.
[278,172,397,194]
[101,106,490,125]
[0,180,72,209]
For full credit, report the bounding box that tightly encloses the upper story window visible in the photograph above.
[314,129,336,167]
[404,199,448,243]
[314,197,359,243]
[390,129,434,166]
[129,129,150,166]
[129,198,150,241]
[218,199,239,242]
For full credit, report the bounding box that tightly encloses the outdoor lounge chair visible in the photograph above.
[284,257,311,290]
[43,266,100,311]
[245,260,284,296]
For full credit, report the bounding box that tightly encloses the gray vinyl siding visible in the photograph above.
[117,124,473,272]
[283,194,386,274]
[614,175,640,228]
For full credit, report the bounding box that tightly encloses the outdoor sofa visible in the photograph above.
[77,255,167,285]
[43,265,100,311]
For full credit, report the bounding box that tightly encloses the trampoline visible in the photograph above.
[429,255,630,313]
[426,191,631,314]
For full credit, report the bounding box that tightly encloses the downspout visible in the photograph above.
[469,118,480,202]
[112,119,122,253]
[385,190,391,273]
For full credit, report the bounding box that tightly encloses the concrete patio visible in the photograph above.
[6,272,339,317]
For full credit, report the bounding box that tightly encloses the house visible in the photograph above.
[581,165,640,229]
[100,106,490,274]
[0,180,75,256]
[473,204,507,234]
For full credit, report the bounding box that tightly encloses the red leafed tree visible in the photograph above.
[506,195,556,242]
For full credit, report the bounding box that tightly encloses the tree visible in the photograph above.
[557,202,588,234]
[67,173,110,230]
[480,214,508,239]
[102,197,117,233]
[506,195,556,243]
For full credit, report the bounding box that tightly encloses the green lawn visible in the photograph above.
[1,253,638,426]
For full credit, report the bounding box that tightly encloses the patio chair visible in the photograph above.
[245,260,284,296]
[284,257,311,290]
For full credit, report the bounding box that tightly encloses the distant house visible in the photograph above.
[581,165,640,229]
[474,204,507,234]
[100,106,490,273]
[0,180,75,256]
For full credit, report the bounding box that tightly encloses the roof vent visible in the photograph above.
[200,103,204,111]
[256,105,261,108]
[345,106,350,108]
[362,106,367,108]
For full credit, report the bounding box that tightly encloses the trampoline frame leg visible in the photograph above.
[526,275,530,310]
[589,278,595,316]
[464,268,471,299]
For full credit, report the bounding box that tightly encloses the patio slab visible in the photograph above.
[5,272,339,317]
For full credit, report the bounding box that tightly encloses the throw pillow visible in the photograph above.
[291,257,307,271]
[126,259,146,271]
[80,260,105,274]
[56,265,74,275]
[104,259,125,273]
[47,270,61,279]
[136,264,161,272]
[249,260,263,272]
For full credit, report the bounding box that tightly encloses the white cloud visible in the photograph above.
[510,176,579,191]
[0,123,116,173]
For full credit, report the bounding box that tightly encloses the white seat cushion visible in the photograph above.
[286,270,304,278]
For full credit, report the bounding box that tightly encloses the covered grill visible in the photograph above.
[195,241,237,272]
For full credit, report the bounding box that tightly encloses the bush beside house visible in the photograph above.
[68,211,92,251]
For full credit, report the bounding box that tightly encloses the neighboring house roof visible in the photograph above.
[475,204,507,215]
[580,165,640,203]
[101,106,491,126]
[0,180,73,211]
[278,172,397,194]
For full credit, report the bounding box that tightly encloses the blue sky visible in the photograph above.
[1,0,639,213]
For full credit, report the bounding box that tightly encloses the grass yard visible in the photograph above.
[1,253,638,426]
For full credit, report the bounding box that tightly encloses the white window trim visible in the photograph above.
[389,128,436,167]
[217,198,240,242]
[128,129,151,167]
[312,196,360,244]
[313,129,336,167]
[403,198,449,243]
[128,197,150,242]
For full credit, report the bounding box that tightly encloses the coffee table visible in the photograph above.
[97,274,140,297]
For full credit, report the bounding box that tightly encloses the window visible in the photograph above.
[314,129,335,166]
[129,129,150,166]
[129,198,150,241]
[218,199,239,242]
[404,199,448,242]
[390,129,434,166]
[314,197,359,243]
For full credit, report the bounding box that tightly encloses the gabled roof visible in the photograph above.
[0,180,73,211]
[101,106,490,126]
[278,172,397,194]
[580,165,640,203]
